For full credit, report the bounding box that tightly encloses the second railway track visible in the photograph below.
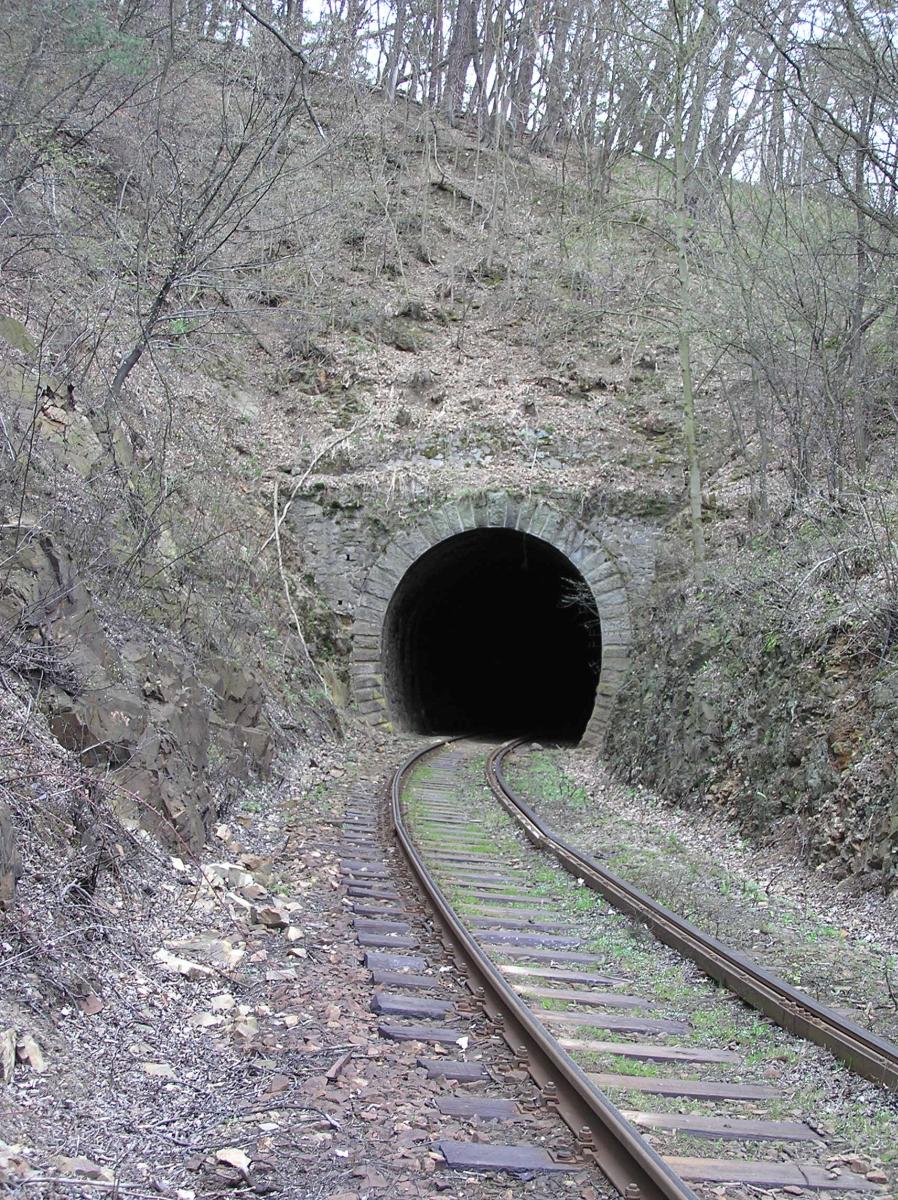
[390,737,898,1200]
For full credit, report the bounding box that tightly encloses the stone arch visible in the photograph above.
[350,492,631,747]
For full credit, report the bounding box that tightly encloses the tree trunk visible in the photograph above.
[850,93,875,474]
[672,0,705,582]
[428,0,444,105]
[444,0,476,120]
[111,266,179,399]
[751,363,769,527]
[383,0,408,97]
[510,0,543,134]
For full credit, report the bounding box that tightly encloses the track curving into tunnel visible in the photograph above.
[381,528,601,742]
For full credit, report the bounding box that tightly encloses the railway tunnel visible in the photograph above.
[351,496,632,748]
[381,529,602,742]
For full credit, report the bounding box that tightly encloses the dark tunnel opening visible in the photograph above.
[382,529,602,742]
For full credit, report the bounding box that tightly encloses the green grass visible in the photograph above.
[508,750,590,811]
[571,1049,663,1077]
[651,966,693,1005]
[603,1055,664,1077]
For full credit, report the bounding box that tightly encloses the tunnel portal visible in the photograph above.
[382,528,602,742]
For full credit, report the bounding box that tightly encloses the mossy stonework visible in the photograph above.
[350,492,633,746]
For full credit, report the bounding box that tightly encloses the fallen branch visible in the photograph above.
[243,1102,342,1129]
[429,173,487,214]
[14,1179,159,1196]
[325,1048,354,1080]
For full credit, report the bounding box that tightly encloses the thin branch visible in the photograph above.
[236,0,307,62]
[257,416,374,561]
[14,1179,159,1196]
[235,0,326,140]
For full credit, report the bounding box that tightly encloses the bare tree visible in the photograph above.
[109,31,313,398]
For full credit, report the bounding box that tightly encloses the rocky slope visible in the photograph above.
[1,64,896,907]
[0,79,696,894]
[607,528,898,891]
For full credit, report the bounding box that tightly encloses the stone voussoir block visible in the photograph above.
[581,556,617,583]
[393,530,433,562]
[564,542,593,569]
[355,595,388,617]
[510,500,532,532]
[350,664,381,683]
[589,717,614,736]
[381,546,416,575]
[428,509,460,543]
[348,628,381,648]
[591,581,629,607]
[364,566,396,595]
[454,494,477,530]
[596,677,627,698]
[597,595,630,618]
[541,515,569,545]
[485,492,508,528]
[442,503,467,535]
[600,611,631,633]
[350,653,382,674]
[597,658,628,678]
[361,583,394,608]
[352,632,381,649]
[522,505,550,539]
[555,522,586,555]
[502,497,523,529]
[596,685,624,704]
[600,642,630,660]
[413,513,446,548]
[471,497,491,528]
[598,663,628,682]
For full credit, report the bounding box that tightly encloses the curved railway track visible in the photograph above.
[390,737,896,1200]
[487,739,898,1094]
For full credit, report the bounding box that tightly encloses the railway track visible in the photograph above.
[383,737,896,1199]
[487,740,898,1094]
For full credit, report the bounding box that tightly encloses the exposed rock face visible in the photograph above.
[0,802,21,910]
[608,589,898,891]
[0,534,271,849]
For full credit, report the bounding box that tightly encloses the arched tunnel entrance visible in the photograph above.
[382,529,602,742]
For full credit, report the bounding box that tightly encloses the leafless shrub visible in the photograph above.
[0,630,82,695]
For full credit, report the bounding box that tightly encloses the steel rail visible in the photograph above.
[390,739,699,1200]
[488,739,898,1093]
